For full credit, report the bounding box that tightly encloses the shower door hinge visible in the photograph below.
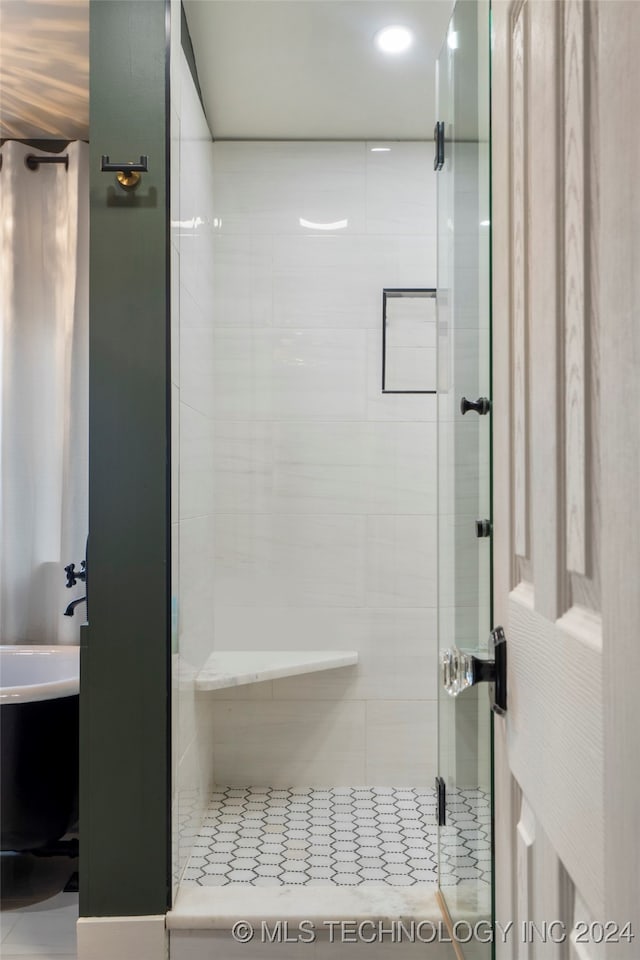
[436,776,446,826]
[476,519,492,538]
[434,122,445,171]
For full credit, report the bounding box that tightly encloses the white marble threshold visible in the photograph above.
[195,651,358,692]
[167,882,442,930]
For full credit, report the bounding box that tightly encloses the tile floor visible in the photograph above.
[0,787,490,960]
[181,785,491,887]
[0,853,78,960]
[439,788,492,887]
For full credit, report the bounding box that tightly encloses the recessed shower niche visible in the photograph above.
[382,288,437,393]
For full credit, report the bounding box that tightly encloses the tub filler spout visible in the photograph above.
[64,596,86,617]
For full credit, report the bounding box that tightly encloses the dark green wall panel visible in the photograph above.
[80,0,170,917]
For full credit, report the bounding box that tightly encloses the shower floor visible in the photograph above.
[181,785,491,888]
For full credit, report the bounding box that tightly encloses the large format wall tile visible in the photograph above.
[212,236,274,328]
[179,514,217,669]
[179,403,215,521]
[213,605,367,653]
[366,331,438,423]
[178,228,215,297]
[212,421,274,514]
[211,328,368,422]
[271,421,437,517]
[271,607,438,703]
[365,516,438,608]
[180,329,217,417]
[365,142,436,236]
[212,142,366,236]
[365,700,438,787]
[212,420,436,517]
[213,514,366,609]
[210,700,367,787]
[271,235,388,329]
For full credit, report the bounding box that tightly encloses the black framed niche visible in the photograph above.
[382,288,437,394]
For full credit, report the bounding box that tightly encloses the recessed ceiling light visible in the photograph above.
[375,25,414,55]
[371,147,391,152]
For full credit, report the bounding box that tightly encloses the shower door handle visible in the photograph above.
[441,626,507,715]
[460,396,491,415]
[434,121,445,171]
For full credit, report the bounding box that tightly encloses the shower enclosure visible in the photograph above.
[170,0,494,949]
[170,5,445,909]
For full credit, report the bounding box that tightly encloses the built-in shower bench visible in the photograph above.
[195,650,358,692]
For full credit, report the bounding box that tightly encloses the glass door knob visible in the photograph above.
[441,626,507,715]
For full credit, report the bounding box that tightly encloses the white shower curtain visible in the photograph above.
[0,141,89,645]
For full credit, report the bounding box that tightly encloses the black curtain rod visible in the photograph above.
[0,153,70,172]
[0,139,85,173]
[25,154,69,171]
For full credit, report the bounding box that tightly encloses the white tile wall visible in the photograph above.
[214,514,366,609]
[212,236,273,328]
[210,700,367,787]
[209,606,437,707]
[211,328,369,422]
[203,141,438,789]
[365,143,437,235]
[365,516,438,608]
[180,327,217,418]
[366,331,438,422]
[173,126,439,884]
[179,404,215,521]
[171,41,218,889]
[365,701,438,787]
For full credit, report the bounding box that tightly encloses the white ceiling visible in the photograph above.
[0,0,453,142]
[0,0,89,139]
[183,1,453,140]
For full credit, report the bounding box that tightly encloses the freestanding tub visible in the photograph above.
[0,645,79,852]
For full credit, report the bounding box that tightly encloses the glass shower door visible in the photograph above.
[436,0,492,950]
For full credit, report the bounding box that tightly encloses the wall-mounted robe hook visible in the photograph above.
[101,155,148,189]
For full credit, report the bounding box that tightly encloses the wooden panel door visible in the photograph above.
[492,0,640,955]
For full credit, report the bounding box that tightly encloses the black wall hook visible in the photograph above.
[100,155,148,173]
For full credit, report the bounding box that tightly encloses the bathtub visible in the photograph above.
[0,645,79,852]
